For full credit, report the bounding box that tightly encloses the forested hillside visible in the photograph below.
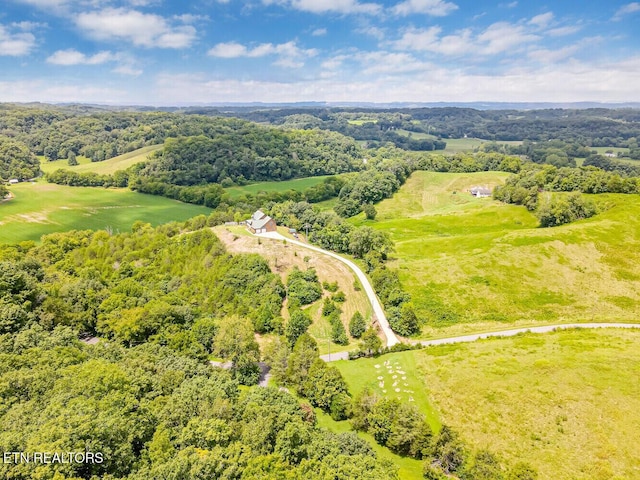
[137,128,363,186]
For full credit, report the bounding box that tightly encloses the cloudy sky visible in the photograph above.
[1,0,639,105]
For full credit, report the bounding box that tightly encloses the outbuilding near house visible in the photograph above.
[470,186,492,198]
[246,210,277,234]
[8,179,19,185]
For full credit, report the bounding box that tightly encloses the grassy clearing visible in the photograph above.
[356,171,640,336]
[414,328,640,480]
[39,145,162,175]
[213,226,372,355]
[443,138,523,152]
[394,129,438,140]
[333,351,440,431]
[224,175,334,199]
[0,182,210,243]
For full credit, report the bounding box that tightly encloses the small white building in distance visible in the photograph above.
[470,186,492,198]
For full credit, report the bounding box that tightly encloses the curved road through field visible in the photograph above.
[255,231,400,347]
[318,323,640,361]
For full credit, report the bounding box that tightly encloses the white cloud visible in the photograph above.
[208,40,317,67]
[393,21,539,57]
[477,22,539,55]
[613,2,640,21]
[529,12,554,28]
[312,28,327,36]
[174,14,210,24]
[12,0,68,7]
[151,57,640,104]
[547,25,582,37]
[263,0,382,15]
[356,51,430,74]
[356,25,386,40]
[392,0,458,17]
[112,64,143,76]
[0,24,36,56]
[75,8,197,48]
[46,48,142,75]
[528,45,580,64]
[47,48,116,65]
[10,21,46,31]
[0,79,129,104]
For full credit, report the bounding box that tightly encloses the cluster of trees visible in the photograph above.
[535,192,597,228]
[46,168,130,187]
[137,128,363,186]
[0,137,40,180]
[582,153,640,176]
[372,268,420,336]
[0,325,399,479]
[494,163,640,213]
[287,267,323,306]
[322,299,348,345]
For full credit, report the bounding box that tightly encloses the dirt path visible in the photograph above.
[256,231,400,347]
[415,322,640,347]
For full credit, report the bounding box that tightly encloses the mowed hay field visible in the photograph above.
[39,144,162,175]
[414,328,640,480]
[0,182,210,243]
[356,171,640,336]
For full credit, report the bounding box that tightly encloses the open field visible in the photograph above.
[39,144,162,175]
[0,182,210,243]
[414,328,640,480]
[443,138,523,152]
[213,225,372,355]
[394,129,438,140]
[333,350,440,430]
[223,175,334,199]
[352,171,640,337]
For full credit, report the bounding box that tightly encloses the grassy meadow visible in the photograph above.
[223,175,334,199]
[351,171,640,336]
[39,144,162,175]
[0,181,210,243]
[412,328,640,480]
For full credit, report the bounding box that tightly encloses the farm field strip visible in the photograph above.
[0,182,210,243]
[223,175,334,199]
[39,144,162,175]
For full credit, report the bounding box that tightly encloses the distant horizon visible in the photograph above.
[6,100,640,111]
[1,1,640,105]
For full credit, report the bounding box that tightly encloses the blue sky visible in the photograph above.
[1,0,639,105]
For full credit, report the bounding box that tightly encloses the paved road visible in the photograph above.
[319,351,350,362]
[256,231,400,347]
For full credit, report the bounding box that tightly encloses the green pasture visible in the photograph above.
[224,175,334,199]
[442,138,522,152]
[415,328,640,480]
[0,182,210,243]
[333,351,440,430]
[394,129,438,140]
[355,171,640,336]
[39,144,162,175]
